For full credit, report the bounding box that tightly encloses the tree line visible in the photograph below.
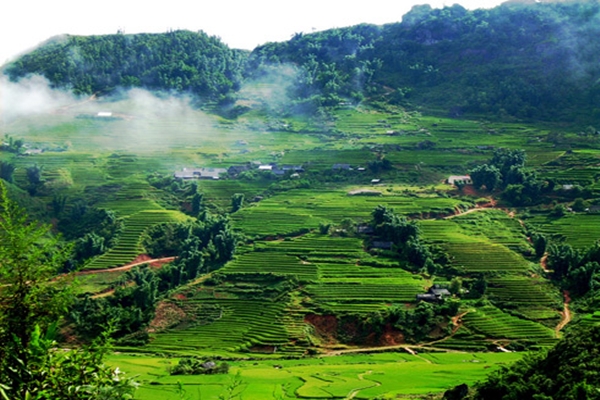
[4,2,600,122]
[5,30,247,101]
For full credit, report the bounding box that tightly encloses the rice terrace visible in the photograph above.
[1,1,600,399]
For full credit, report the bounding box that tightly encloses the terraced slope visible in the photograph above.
[146,298,292,356]
[421,210,532,273]
[85,209,187,270]
[462,305,555,340]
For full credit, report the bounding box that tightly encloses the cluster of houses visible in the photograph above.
[173,163,304,180]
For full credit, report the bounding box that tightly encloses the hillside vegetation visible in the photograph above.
[5,30,247,100]
[2,1,600,398]
[5,1,600,122]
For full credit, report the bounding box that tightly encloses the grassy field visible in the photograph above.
[107,352,522,400]
[5,93,600,397]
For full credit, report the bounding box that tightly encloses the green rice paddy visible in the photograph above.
[5,93,600,398]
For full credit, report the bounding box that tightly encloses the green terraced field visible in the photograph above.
[85,209,188,270]
[146,298,292,356]
[527,213,600,248]
[487,277,561,316]
[221,252,318,281]
[579,311,600,327]
[421,211,533,273]
[8,90,600,395]
[462,305,555,340]
[233,189,470,237]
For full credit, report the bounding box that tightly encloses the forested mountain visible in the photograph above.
[249,1,600,121]
[5,30,247,101]
[4,1,600,121]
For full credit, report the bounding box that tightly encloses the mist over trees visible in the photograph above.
[5,30,247,101]
[4,2,600,122]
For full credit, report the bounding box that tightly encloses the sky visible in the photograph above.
[1,0,506,65]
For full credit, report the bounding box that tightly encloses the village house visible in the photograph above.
[332,163,352,171]
[357,224,375,234]
[174,167,227,180]
[416,285,451,302]
[227,164,250,176]
[447,175,472,186]
[23,149,43,155]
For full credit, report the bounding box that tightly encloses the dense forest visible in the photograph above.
[4,30,247,101]
[4,1,600,122]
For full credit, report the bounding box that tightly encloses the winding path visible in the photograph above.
[77,256,176,276]
[347,371,380,399]
[556,290,572,337]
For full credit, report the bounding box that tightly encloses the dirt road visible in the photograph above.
[556,290,572,337]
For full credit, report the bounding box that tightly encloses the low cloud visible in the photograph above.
[0,74,78,124]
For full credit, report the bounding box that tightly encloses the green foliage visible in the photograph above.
[143,213,238,266]
[170,358,230,375]
[248,2,600,121]
[0,181,136,398]
[1,134,24,154]
[547,241,600,297]
[470,164,501,191]
[230,193,244,213]
[69,267,159,341]
[471,325,600,400]
[6,30,246,99]
[389,300,459,342]
[0,161,16,183]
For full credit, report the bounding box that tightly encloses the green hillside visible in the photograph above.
[2,1,600,398]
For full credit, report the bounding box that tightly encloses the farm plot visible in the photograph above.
[222,235,367,281]
[421,214,531,273]
[85,209,187,270]
[332,108,419,134]
[258,234,426,303]
[486,277,561,320]
[146,298,291,356]
[305,280,423,311]
[109,352,523,400]
[462,305,555,341]
[450,210,530,250]
[257,235,365,258]
[221,252,318,281]
[527,213,600,249]
[233,189,469,237]
[11,152,107,194]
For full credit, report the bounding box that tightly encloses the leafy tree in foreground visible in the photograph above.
[0,181,137,399]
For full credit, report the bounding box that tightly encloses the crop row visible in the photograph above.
[222,252,318,281]
[317,263,417,280]
[306,282,422,303]
[147,299,290,355]
[85,209,186,270]
[487,278,560,308]
[462,306,555,340]
[528,214,600,249]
